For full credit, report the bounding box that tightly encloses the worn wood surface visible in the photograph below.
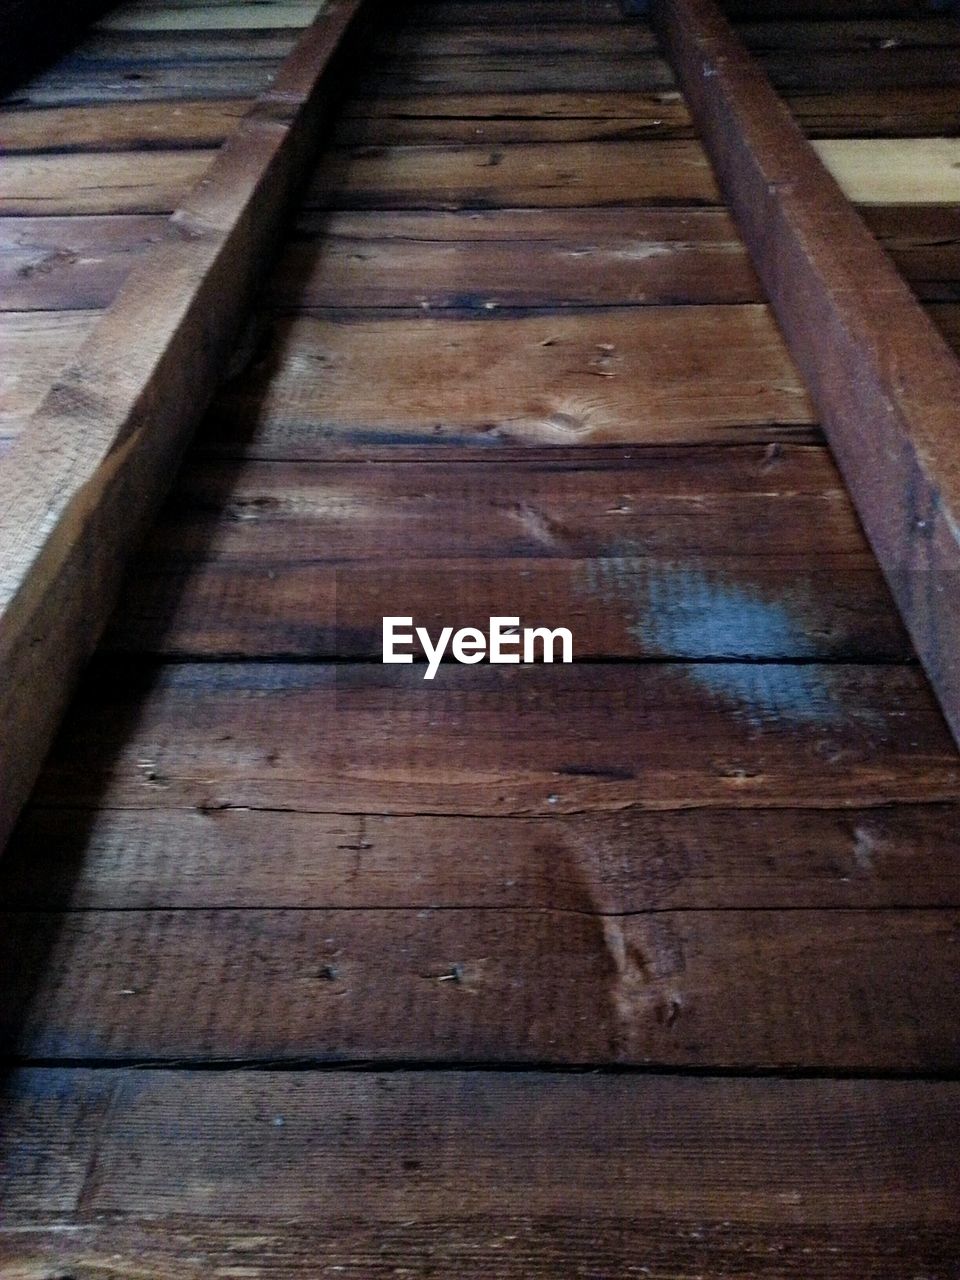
[0,150,214,215]
[4,59,289,107]
[307,139,721,209]
[3,2,960,1273]
[99,0,324,30]
[29,661,960,814]
[267,208,762,308]
[7,798,958,910]
[654,0,960,749]
[3,901,960,1068]
[0,311,97,438]
[0,99,250,152]
[3,1070,958,1277]
[204,308,813,455]
[100,448,909,660]
[0,215,171,310]
[0,0,369,853]
[335,85,960,145]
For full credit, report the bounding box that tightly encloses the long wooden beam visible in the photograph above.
[652,0,960,749]
[0,0,369,851]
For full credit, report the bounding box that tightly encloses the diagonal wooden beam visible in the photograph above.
[0,0,370,851]
[652,0,960,750]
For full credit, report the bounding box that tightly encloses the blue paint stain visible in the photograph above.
[580,560,855,728]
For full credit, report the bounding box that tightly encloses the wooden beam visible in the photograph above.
[652,0,960,750]
[0,0,368,852]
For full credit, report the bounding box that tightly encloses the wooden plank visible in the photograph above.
[100,449,909,661]
[305,140,721,209]
[763,47,960,93]
[0,215,170,310]
[98,1,324,31]
[334,85,960,145]
[5,59,288,108]
[307,139,960,217]
[30,661,960,815]
[2,902,960,1068]
[653,0,960,748]
[7,798,957,910]
[930,302,960,354]
[68,30,300,64]
[0,151,215,216]
[4,1071,957,1277]
[405,1,627,24]
[270,208,761,308]
[782,87,960,139]
[814,139,960,204]
[371,23,661,56]
[103,556,908,661]
[334,90,695,144]
[0,311,96,437]
[350,53,677,96]
[0,100,250,153]
[0,208,758,312]
[726,0,933,15]
[862,205,960,302]
[740,18,960,51]
[0,0,369,854]
[205,308,814,455]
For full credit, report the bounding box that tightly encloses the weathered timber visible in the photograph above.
[0,0,370,853]
[334,90,696,145]
[0,100,250,153]
[6,799,958,910]
[0,215,171,311]
[268,208,762,308]
[3,1071,956,1277]
[99,449,909,660]
[98,1,325,31]
[0,151,215,216]
[653,0,960,748]
[2,903,960,1068]
[29,661,960,815]
[305,139,722,209]
[203,307,814,455]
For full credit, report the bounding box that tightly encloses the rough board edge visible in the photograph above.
[652,0,960,751]
[0,0,370,850]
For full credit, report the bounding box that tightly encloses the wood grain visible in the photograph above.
[100,448,909,660]
[0,0,369,853]
[7,799,957,910]
[0,150,215,216]
[6,59,287,108]
[334,85,960,145]
[740,18,960,51]
[0,100,251,153]
[306,140,722,209]
[334,90,696,145]
[2,902,960,1068]
[783,86,960,139]
[3,1070,957,1277]
[206,308,814,454]
[862,205,960,302]
[269,208,762,308]
[0,311,96,437]
[654,0,960,749]
[30,661,960,815]
[0,215,170,310]
[350,53,677,97]
[98,0,324,30]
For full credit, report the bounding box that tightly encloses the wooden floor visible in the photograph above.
[2,0,960,1275]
